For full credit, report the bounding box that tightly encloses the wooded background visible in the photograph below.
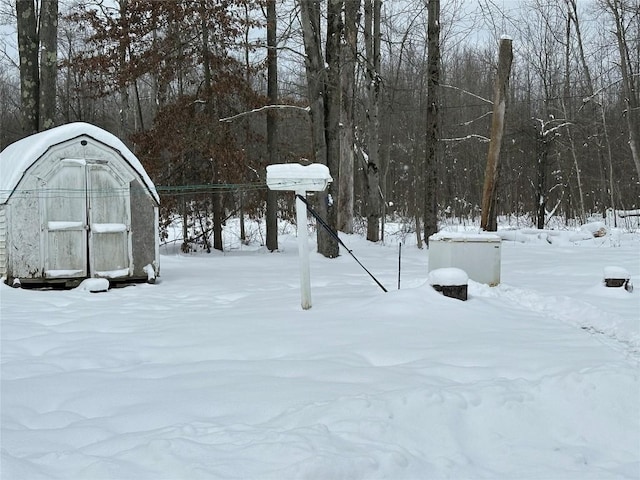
[1,0,638,254]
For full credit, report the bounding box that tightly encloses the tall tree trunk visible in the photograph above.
[607,0,640,179]
[338,0,359,234]
[299,0,328,251]
[364,0,382,242]
[480,37,512,231]
[118,0,130,141]
[266,0,279,251]
[132,76,145,133]
[600,106,617,219]
[423,0,440,244]
[535,127,549,230]
[16,0,39,135]
[212,193,224,250]
[299,0,327,170]
[64,29,72,123]
[38,0,58,131]
[322,0,342,257]
[560,10,585,222]
[298,0,339,258]
[200,0,223,251]
[568,0,615,214]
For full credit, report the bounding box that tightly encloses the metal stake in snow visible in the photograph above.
[266,163,332,310]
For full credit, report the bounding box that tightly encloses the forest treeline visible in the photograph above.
[1,0,638,253]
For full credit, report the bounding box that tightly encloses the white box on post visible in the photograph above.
[266,163,332,192]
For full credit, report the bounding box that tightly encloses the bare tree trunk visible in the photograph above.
[212,193,224,250]
[38,0,58,131]
[322,0,342,258]
[63,29,72,123]
[118,0,130,140]
[16,0,39,135]
[423,0,440,244]
[266,0,279,251]
[480,37,512,231]
[568,0,615,215]
[364,0,382,242]
[535,126,549,230]
[412,142,423,249]
[239,4,252,245]
[299,0,328,253]
[131,75,144,133]
[560,9,585,222]
[298,0,339,258]
[600,106,617,219]
[299,0,327,170]
[566,0,593,88]
[338,0,359,234]
[607,0,640,179]
[200,0,223,251]
[181,156,190,252]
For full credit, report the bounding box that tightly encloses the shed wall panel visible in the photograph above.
[10,191,42,278]
[0,206,6,276]
[130,179,158,277]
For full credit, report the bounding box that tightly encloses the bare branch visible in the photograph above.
[440,83,493,105]
[219,104,310,123]
[440,134,491,143]
[544,122,572,137]
[580,73,640,108]
[458,110,492,126]
[533,117,573,137]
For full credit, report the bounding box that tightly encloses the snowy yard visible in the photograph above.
[1,225,639,479]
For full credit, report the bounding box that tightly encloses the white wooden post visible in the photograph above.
[296,190,312,309]
[266,163,332,310]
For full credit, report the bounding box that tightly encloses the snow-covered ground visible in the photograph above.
[1,223,639,479]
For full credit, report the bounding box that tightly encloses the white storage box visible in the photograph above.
[428,232,501,286]
[266,163,332,192]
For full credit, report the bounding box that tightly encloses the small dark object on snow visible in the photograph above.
[603,278,633,292]
[431,284,468,301]
[603,266,633,292]
[604,278,626,288]
[428,268,469,301]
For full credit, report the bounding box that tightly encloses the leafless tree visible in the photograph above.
[480,37,512,231]
[601,0,640,179]
[16,0,57,134]
[298,0,341,258]
[337,0,359,234]
[266,0,279,251]
[363,0,382,242]
[423,0,440,243]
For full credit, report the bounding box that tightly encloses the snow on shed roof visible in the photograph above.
[0,122,158,204]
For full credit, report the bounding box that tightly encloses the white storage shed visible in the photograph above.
[0,122,159,286]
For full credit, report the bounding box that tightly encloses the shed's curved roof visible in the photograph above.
[0,122,159,204]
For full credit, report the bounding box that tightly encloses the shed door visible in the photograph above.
[87,162,131,278]
[43,159,87,278]
[43,160,132,279]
